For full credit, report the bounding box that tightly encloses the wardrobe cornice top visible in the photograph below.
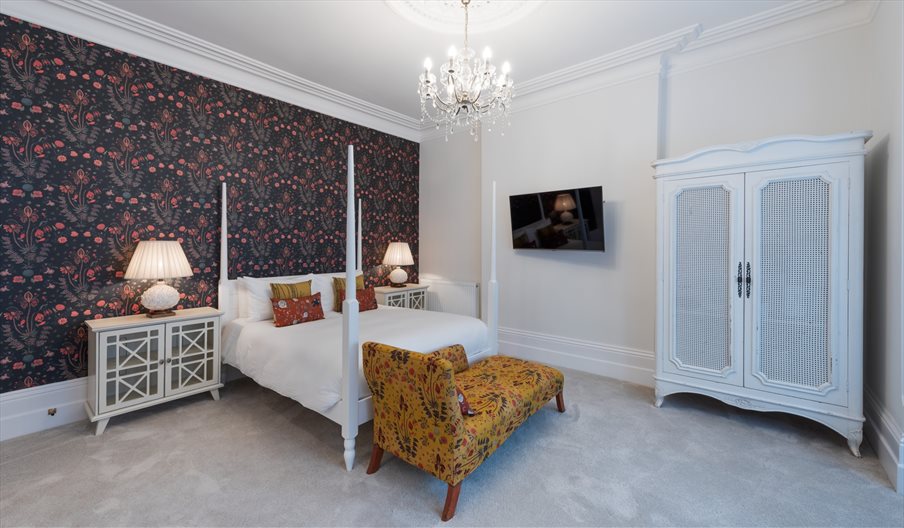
[652,130,873,179]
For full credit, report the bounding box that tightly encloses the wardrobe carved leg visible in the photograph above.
[367,444,384,474]
[441,482,462,522]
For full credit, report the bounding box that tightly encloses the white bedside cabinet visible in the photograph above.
[85,307,223,435]
[374,284,429,310]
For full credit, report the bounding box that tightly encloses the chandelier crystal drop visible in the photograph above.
[418,0,514,141]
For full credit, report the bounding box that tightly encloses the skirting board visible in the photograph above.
[864,389,904,494]
[0,378,88,442]
[498,327,655,388]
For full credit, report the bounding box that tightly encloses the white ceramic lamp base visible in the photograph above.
[560,211,574,223]
[141,280,180,318]
[388,267,408,287]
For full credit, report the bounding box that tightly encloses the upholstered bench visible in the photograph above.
[362,342,565,521]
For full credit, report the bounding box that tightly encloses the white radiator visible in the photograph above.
[418,276,480,318]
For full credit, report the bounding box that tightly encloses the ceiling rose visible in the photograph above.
[385,0,544,34]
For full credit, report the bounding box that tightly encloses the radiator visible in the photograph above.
[418,276,480,318]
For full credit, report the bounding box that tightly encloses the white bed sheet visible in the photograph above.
[222,306,489,414]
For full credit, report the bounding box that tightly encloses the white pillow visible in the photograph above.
[241,274,314,321]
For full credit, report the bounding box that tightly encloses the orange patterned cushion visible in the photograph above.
[271,293,325,327]
[337,287,378,312]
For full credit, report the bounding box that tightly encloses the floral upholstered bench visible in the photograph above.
[362,342,565,521]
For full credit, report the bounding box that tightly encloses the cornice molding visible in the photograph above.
[1,0,423,142]
[517,24,702,98]
[1,0,883,143]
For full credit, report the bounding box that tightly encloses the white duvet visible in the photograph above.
[222,306,489,414]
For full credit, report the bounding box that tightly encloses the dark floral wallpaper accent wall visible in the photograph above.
[0,15,419,393]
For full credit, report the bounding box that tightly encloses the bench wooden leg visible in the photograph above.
[556,391,565,413]
[366,444,384,474]
[441,482,462,522]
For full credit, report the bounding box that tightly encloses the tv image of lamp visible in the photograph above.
[554,193,577,223]
[383,242,414,287]
[124,240,193,318]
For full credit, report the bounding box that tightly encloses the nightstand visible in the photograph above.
[84,307,223,435]
[374,284,429,310]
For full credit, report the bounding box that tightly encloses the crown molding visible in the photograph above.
[1,0,882,143]
[670,0,879,76]
[0,0,423,142]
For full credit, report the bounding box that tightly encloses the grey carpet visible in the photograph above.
[1,368,901,527]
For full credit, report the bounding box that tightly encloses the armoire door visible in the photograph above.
[662,175,745,386]
[743,163,849,406]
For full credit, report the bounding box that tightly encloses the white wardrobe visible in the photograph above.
[652,131,871,457]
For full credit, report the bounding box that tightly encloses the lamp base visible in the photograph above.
[145,309,177,318]
[141,280,180,316]
[560,211,574,223]
[388,267,408,287]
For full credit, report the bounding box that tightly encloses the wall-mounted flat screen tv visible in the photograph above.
[509,186,605,251]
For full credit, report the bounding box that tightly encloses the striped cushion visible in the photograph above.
[332,275,365,311]
[270,280,312,300]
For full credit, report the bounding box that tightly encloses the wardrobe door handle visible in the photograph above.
[745,262,752,299]
[736,262,743,298]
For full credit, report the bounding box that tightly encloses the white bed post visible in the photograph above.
[341,145,360,471]
[488,180,499,355]
[218,182,230,383]
[357,198,363,273]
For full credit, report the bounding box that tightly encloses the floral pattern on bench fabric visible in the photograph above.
[362,342,564,486]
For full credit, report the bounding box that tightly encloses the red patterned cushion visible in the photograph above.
[456,383,476,416]
[337,287,378,312]
[271,293,325,327]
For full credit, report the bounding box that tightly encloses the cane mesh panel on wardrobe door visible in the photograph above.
[758,178,831,388]
[675,187,731,372]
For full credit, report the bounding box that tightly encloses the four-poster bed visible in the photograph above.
[217,145,500,470]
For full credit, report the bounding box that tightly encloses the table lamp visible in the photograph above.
[382,242,414,287]
[554,193,577,223]
[124,240,193,317]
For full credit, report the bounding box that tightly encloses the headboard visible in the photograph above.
[217,183,362,326]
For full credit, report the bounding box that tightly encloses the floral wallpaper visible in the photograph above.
[0,15,419,393]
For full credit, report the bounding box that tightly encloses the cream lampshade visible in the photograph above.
[382,242,414,287]
[554,193,577,223]
[124,240,193,318]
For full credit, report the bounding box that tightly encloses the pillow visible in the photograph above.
[270,280,312,300]
[430,344,469,374]
[455,384,476,416]
[337,287,378,312]
[271,293,325,327]
[331,274,365,312]
[241,274,313,321]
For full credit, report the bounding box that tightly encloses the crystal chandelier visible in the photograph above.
[418,0,514,140]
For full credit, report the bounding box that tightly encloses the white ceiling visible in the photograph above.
[103,0,790,120]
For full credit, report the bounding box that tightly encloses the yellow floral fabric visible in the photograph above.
[362,342,564,486]
[429,344,469,374]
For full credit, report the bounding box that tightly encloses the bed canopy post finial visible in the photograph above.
[488,180,499,355]
[341,144,360,471]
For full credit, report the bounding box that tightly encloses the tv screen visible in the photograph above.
[509,186,605,251]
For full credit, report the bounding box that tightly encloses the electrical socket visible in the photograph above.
[47,408,57,416]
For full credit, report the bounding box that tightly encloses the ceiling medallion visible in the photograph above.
[386,0,543,34]
[416,0,514,140]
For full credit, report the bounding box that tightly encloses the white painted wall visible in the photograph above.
[862,0,904,494]
[419,133,482,283]
[422,1,904,491]
[479,75,660,386]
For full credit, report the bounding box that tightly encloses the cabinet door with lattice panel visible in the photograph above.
[165,318,220,397]
[662,175,745,386]
[744,164,849,406]
[98,325,165,413]
[385,292,407,308]
[409,290,426,310]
